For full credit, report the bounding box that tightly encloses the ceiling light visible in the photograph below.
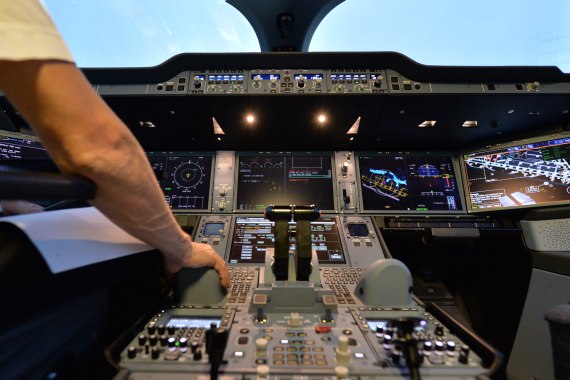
[418,120,436,128]
[462,121,478,128]
[317,114,327,124]
[246,114,255,124]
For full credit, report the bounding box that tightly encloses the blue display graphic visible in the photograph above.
[330,73,367,81]
[359,154,462,211]
[251,74,281,80]
[294,74,323,80]
[208,74,244,81]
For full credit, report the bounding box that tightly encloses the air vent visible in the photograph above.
[520,219,570,251]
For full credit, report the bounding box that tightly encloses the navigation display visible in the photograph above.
[236,154,335,211]
[0,131,50,160]
[358,154,463,212]
[147,153,213,211]
[228,217,345,265]
[463,136,570,211]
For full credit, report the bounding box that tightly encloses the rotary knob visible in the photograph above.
[289,312,301,327]
[297,75,306,88]
[253,75,262,89]
[193,75,202,89]
[127,346,137,359]
[374,75,383,88]
[256,338,268,357]
[269,76,278,89]
[315,76,323,87]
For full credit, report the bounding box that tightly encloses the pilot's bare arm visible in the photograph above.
[0,60,229,288]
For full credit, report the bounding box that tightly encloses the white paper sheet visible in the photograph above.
[0,207,153,273]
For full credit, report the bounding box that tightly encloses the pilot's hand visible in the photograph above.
[164,241,230,288]
[0,200,44,216]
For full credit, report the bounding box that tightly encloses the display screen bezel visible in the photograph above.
[227,214,348,265]
[460,132,570,213]
[146,151,215,213]
[355,152,466,214]
[233,152,338,213]
[0,130,51,161]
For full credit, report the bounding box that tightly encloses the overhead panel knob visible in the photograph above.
[193,75,202,89]
[374,75,384,88]
[315,76,323,87]
[253,75,262,89]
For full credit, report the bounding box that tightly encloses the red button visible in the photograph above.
[315,325,331,334]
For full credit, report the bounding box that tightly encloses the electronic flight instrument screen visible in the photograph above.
[147,153,213,211]
[228,216,345,265]
[236,154,335,211]
[0,131,50,160]
[358,153,463,212]
[463,135,570,211]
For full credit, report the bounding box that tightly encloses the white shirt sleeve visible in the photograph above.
[0,0,74,62]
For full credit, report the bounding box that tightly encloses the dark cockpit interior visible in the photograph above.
[1,1,570,380]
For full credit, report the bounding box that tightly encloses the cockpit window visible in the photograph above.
[310,0,570,73]
[43,0,261,67]
[44,0,570,72]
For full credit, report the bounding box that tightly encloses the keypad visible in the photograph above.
[228,267,256,303]
[322,267,364,304]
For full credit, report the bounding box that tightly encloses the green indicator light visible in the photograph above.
[175,342,180,347]
[165,188,172,191]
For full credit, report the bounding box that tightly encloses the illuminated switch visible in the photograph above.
[315,325,332,334]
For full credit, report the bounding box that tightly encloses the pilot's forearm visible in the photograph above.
[0,60,191,264]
